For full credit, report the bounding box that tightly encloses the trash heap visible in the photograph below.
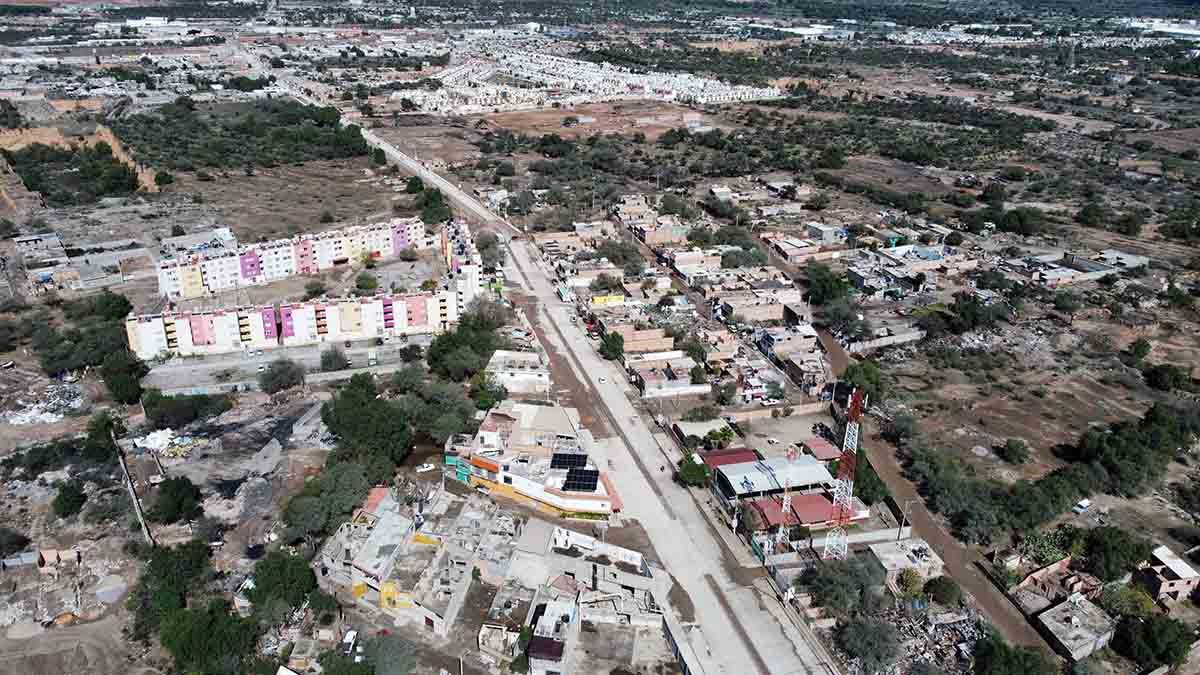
[132,428,206,458]
[1,383,84,425]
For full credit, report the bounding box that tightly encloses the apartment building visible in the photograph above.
[125,284,476,359]
[156,218,436,299]
[125,304,279,360]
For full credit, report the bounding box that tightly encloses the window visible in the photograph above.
[503,476,512,485]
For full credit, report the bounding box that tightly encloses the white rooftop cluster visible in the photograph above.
[397,48,781,113]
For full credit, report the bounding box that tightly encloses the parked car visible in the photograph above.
[416,463,437,474]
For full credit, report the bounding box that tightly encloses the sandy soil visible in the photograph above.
[167,157,400,242]
[466,100,724,142]
[0,615,159,675]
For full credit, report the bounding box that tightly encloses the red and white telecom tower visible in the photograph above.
[822,388,866,560]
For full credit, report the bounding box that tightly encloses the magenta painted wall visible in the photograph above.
[261,307,277,339]
[280,306,295,338]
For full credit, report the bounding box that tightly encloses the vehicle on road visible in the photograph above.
[416,463,437,473]
[598,376,607,383]
[256,364,266,372]
[767,438,780,445]
[0,361,13,369]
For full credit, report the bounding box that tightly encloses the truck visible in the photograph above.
[367,348,378,367]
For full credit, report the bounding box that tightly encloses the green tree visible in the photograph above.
[258,358,306,393]
[599,332,624,360]
[690,364,707,385]
[1113,614,1194,667]
[677,453,711,487]
[1099,584,1155,619]
[371,147,387,166]
[843,360,885,403]
[405,176,424,193]
[150,476,203,523]
[0,526,30,557]
[837,618,899,674]
[806,262,850,305]
[101,350,148,404]
[284,495,327,542]
[154,170,175,186]
[1083,526,1152,581]
[1129,338,1152,363]
[897,568,924,599]
[973,634,1059,675]
[924,576,961,605]
[304,280,327,299]
[321,373,412,466]
[999,438,1030,464]
[356,272,379,293]
[804,557,883,616]
[248,550,316,609]
[321,347,349,372]
[159,599,258,674]
[52,481,87,518]
[84,409,125,462]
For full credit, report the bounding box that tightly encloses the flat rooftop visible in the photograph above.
[1038,595,1115,654]
[868,538,944,572]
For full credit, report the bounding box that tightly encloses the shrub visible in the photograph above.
[259,358,306,393]
[53,481,87,518]
[321,347,350,372]
[923,576,961,605]
[150,476,203,523]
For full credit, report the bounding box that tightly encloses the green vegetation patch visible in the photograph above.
[3,142,139,207]
[110,97,368,172]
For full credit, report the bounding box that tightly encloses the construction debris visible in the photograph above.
[132,428,206,458]
[1,383,84,425]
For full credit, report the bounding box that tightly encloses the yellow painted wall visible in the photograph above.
[180,265,204,299]
[590,294,625,307]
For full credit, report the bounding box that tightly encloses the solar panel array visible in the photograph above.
[551,452,589,470]
[562,467,600,492]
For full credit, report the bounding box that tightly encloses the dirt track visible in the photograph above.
[861,428,1053,652]
[0,615,159,675]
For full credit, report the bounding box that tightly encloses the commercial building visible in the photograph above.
[1037,594,1116,662]
[156,218,437,299]
[712,455,834,513]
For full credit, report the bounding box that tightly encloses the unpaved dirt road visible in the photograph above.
[0,615,160,675]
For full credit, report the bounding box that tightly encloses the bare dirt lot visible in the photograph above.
[1125,126,1200,154]
[467,100,725,142]
[167,158,400,241]
[825,155,955,197]
[372,121,484,168]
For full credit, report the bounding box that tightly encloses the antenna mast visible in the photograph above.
[822,388,865,560]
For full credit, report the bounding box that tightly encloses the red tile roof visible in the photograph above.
[750,494,835,529]
[362,487,390,515]
[701,447,760,471]
[802,437,842,461]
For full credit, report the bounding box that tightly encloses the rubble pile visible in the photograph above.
[132,428,207,458]
[833,605,983,675]
[1,383,84,425]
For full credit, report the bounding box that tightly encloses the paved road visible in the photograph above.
[143,337,431,393]
[507,241,837,675]
[276,88,839,674]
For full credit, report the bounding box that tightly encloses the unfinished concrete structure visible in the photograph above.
[1037,594,1115,662]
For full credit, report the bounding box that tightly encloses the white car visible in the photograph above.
[256,364,267,372]
[767,438,780,445]
[598,377,607,384]
[416,463,437,474]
